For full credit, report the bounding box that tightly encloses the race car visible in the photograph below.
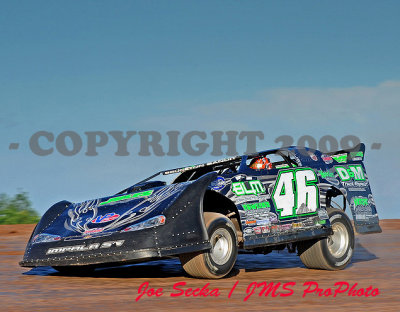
[20,143,381,278]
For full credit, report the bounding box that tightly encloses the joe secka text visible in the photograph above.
[135,281,380,302]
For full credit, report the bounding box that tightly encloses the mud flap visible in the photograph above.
[355,223,382,234]
[347,190,381,234]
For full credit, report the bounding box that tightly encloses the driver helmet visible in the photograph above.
[249,156,272,170]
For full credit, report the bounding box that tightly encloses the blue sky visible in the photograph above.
[1,1,400,218]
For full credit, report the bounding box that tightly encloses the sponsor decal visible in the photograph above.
[256,219,271,226]
[32,234,61,244]
[318,209,329,220]
[301,217,317,227]
[84,228,104,235]
[275,164,290,169]
[245,220,257,225]
[354,197,368,206]
[332,153,347,163]
[122,215,166,232]
[231,180,266,196]
[318,170,335,179]
[335,165,365,181]
[268,213,278,223]
[91,213,120,223]
[254,226,262,234]
[355,213,378,221]
[99,190,153,206]
[254,226,272,234]
[242,201,271,210]
[270,225,279,233]
[348,187,366,192]
[244,210,278,223]
[163,156,239,175]
[308,152,318,161]
[321,154,333,164]
[232,174,246,181]
[341,181,368,188]
[292,222,302,229]
[232,194,270,205]
[350,151,364,159]
[46,240,125,255]
[280,224,292,231]
[210,177,226,191]
[243,227,254,235]
[261,225,270,233]
[352,196,375,220]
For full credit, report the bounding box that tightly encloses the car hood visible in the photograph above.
[37,182,191,239]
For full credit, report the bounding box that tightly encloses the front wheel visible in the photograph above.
[298,207,355,270]
[179,212,238,279]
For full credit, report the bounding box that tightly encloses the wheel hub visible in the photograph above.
[210,228,232,265]
[327,222,349,258]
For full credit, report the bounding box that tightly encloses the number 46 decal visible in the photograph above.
[272,168,319,219]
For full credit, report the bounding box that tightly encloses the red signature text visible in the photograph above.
[302,281,380,298]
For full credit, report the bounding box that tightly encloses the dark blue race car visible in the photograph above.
[20,143,381,278]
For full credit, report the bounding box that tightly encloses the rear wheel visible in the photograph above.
[298,207,354,270]
[179,212,238,279]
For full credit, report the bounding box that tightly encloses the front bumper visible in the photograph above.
[20,228,211,267]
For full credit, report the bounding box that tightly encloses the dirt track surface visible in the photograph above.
[1,220,399,311]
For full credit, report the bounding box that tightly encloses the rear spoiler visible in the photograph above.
[327,143,365,163]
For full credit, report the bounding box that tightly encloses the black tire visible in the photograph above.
[179,212,238,279]
[298,207,354,270]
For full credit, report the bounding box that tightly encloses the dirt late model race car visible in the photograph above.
[20,143,381,278]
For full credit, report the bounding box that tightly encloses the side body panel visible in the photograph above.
[209,148,332,249]
[208,145,380,250]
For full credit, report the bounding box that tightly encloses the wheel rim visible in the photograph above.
[210,228,232,265]
[327,222,349,258]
